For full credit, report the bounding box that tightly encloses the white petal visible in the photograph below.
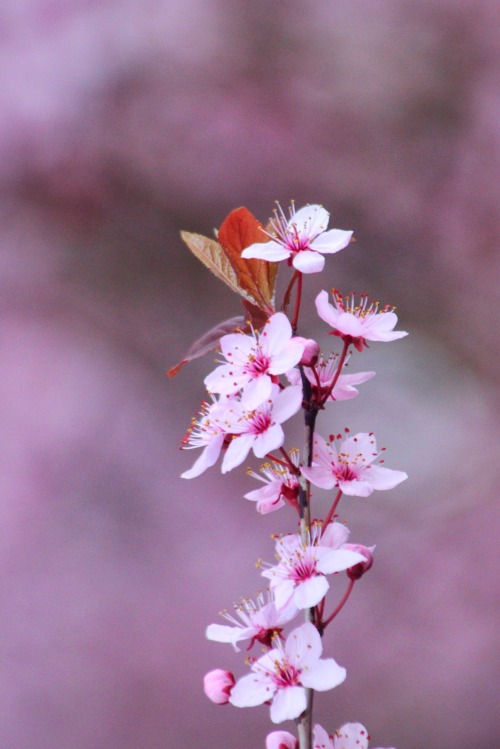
[313,724,334,749]
[315,290,338,327]
[290,205,329,235]
[333,723,369,749]
[181,435,224,479]
[221,434,254,473]
[292,250,325,274]
[261,312,292,353]
[301,658,346,691]
[204,364,249,395]
[321,521,350,548]
[270,686,306,723]
[205,623,238,643]
[310,228,352,254]
[242,241,291,261]
[300,465,336,490]
[268,339,305,375]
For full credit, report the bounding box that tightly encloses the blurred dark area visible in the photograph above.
[0,1,498,748]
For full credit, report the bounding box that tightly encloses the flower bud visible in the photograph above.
[203,669,235,704]
[266,730,299,749]
[295,337,320,366]
[344,544,375,580]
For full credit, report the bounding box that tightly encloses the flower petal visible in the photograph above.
[221,434,254,473]
[181,434,224,479]
[270,685,307,723]
[310,228,352,254]
[301,657,346,691]
[242,241,291,261]
[293,575,329,609]
[292,250,325,274]
[229,673,275,707]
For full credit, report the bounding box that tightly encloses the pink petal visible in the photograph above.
[321,522,350,549]
[242,375,273,409]
[220,332,255,360]
[292,250,325,274]
[300,465,336,490]
[229,673,275,708]
[338,478,374,497]
[253,423,284,458]
[269,578,296,611]
[270,685,307,723]
[313,724,334,749]
[301,658,346,691]
[261,312,292,354]
[285,622,322,667]
[332,311,364,337]
[266,730,299,749]
[204,364,249,395]
[341,433,378,464]
[268,339,305,374]
[333,723,370,749]
[316,548,366,575]
[293,575,329,609]
[363,465,408,490]
[291,204,329,235]
[272,385,303,424]
[315,290,339,327]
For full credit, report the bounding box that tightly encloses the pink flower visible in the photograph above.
[316,289,408,351]
[313,722,397,749]
[206,591,298,651]
[288,352,375,403]
[229,622,346,723]
[241,203,352,274]
[301,432,408,497]
[261,522,366,610]
[203,669,235,704]
[221,385,303,473]
[343,544,375,580]
[244,450,300,514]
[180,396,234,479]
[266,730,298,749]
[205,313,305,409]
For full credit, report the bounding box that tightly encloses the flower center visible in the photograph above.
[244,349,271,377]
[272,657,301,688]
[333,462,357,482]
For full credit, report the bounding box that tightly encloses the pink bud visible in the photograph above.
[295,337,320,366]
[203,669,235,704]
[266,730,299,749]
[344,544,375,580]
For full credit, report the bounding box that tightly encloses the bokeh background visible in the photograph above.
[1,1,498,747]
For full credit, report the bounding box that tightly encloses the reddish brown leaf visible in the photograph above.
[218,207,277,313]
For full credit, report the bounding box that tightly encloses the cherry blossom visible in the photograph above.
[261,522,366,610]
[206,591,298,651]
[180,396,235,479]
[313,722,397,749]
[287,352,375,403]
[241,202,352,274]
[203,669,235,705]
[244,450,300,514]
[316,289,408,351]
[266,730,298,749]
[229,622,346,723]
[301,432,407,497]
[221,385,303,474]
[204,313,305,409]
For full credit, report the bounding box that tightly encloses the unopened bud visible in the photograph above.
[295,337,320,366]
[266,730,299,749]
[203,669,235,704]
[344,544,375,580]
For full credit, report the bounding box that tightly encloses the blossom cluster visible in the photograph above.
[176,202,408,749]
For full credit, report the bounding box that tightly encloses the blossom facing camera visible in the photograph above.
[203,669,235,704]
[229,622,346,723]
[241,202,352,274]
[266,730,299,749]
[316,289,408,351]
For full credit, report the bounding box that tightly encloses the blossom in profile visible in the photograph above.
[241,203,352,274]
[180,396,235,479]
[229,622,346,723]
[316,289,408,351]
[205,312,305,409]
[203,669,235,705]
[266,730,298,749]
[301,432,407,497]
[261,522,365,610]
[206,591,298,651]
[244,450,300,514]
[314,722,397,749]
[287,352,375,403]
[221,384,303,473]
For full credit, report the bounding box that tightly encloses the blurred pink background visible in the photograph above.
[0,1,498,747]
